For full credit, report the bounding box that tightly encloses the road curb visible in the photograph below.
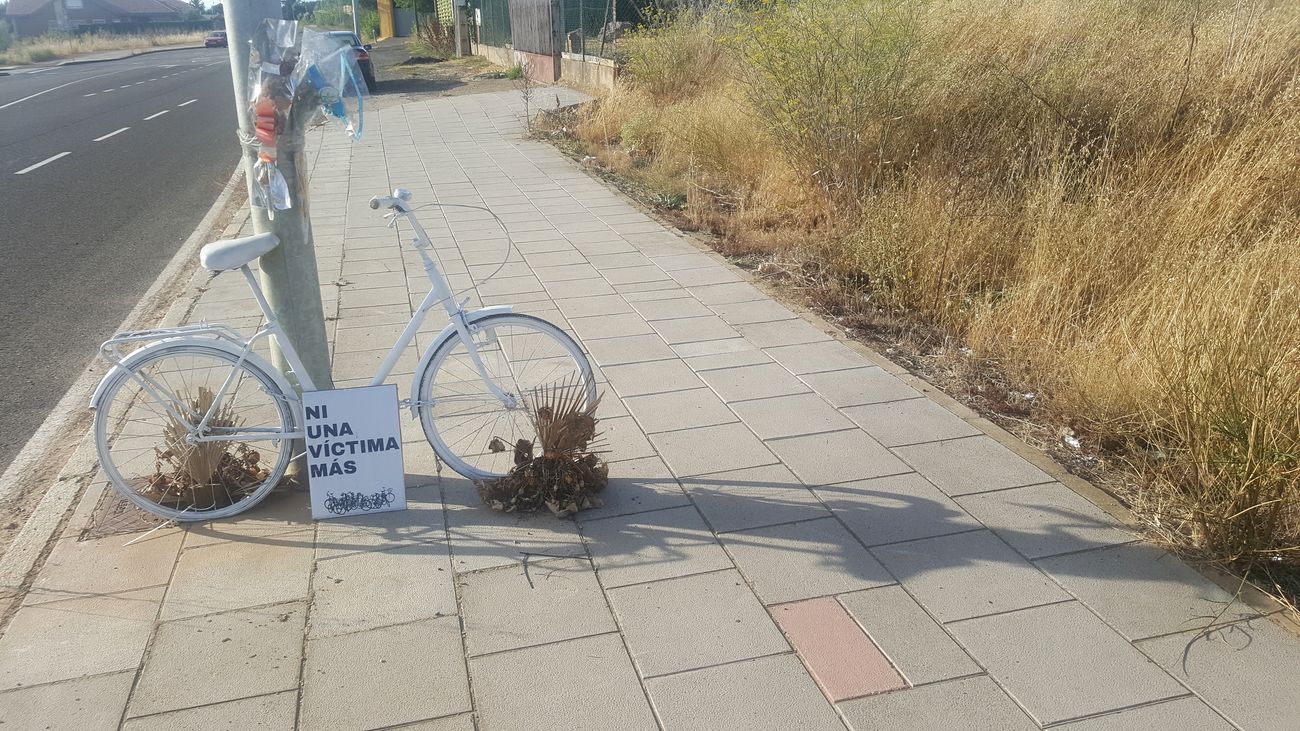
[0,44,206,73]
[58,44,207,67]
[0,163,246,629]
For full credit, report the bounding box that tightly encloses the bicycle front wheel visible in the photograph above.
[93,343,295,521]
[416,313,597,480]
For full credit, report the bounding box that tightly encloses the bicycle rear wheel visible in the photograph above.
[93,343,295,521]
[416,313,597,480]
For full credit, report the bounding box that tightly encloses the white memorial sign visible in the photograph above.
[303,384,406,520]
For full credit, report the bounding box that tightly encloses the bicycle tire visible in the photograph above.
[93,343,295,522]
[415,313,596,481]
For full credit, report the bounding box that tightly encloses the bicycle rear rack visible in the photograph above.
[100,322,249,369]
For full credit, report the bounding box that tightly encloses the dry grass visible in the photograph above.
[576,0,1300,581]
[0,31,208,66]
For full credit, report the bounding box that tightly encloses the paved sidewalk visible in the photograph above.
[1,89,1297,730]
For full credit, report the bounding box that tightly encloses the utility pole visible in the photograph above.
[351,0,360,37]
[222,1,335,399]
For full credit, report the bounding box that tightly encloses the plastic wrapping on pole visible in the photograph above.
[222,17,369,406]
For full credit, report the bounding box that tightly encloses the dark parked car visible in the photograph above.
[204,30,228,48]
[323,31,377,93]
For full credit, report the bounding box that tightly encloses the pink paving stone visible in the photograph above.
[771,596,908,702]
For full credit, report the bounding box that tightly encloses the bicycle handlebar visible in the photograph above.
[369,188,414,212]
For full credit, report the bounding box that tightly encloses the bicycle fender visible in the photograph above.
[408,305,514,417]
[89,337,296,412]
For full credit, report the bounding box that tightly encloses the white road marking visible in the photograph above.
[177,99,197,107]
[93,126,130,142]
[0,72,114,111]
[143,110,169,120]
[14,151,71,175]
[118,85,130,89]
[102,88,114,93]
[83,92,97,97]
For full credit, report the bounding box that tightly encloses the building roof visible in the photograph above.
[5,0,52,16]
[5,0,191,16]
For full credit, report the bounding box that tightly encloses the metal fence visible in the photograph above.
[558,0,645,58]
[473,0,647,56]
[475,0,513,47]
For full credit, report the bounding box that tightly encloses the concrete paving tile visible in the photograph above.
[650,252,716,271]
[838,585,980,685]
[460,558,617,656]
[623,287,689,303]
[534,263,601,282]
[871,530,1070,622]
[579,456,691,520]
[843,398,982,447]
[669,266,743,287]
[624,387,739,433]
[603,358,705,397]
[602,264,672,285]
[583,505,733,587]
[765,340,868,375]
[395,713,476,731]
[616,278,682,295]
[0,670,134,731]
[800,366,922,408]
[309,543,456,639]
[724,518,893,604]
[649,422,778,477]
[607,569,788,676]
[1055,696,1234,731]
[1036,542,1258,640]
[895,435,1054,497]
[442,480,586,573]
[950,602,1185,725]
[767,430,909,486]
[839,676,1038,731]
[598,414,658,461]
[543,276,617,299]
[647,653,842,730]
[123,691,297,731]
[524,249,586,268]
[312,484,446,559]
[956,482,1134,559]
[690,281,767,305]
[710,298,799,325]
[731,394,855,439]
[0,588,161,690]
[470,634,657,731]
[1137,618,1300,730]
[772,596,906,701]
[814,473,983,547]
[588,251,653,269]
[129,602,305,717]
[699,362,811,403]
[651,315,739,345]
[301,617,471,730]
[568,312,655,340]
[680,463,830,533]
[629,296,714,321]
[737,319,830,348]
[162,529,314,620]
[584,333,676,366]
[24,528,183,605]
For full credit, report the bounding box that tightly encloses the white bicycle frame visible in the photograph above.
[96,203,517,445]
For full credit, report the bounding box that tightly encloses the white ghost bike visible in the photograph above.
[91,189,596,521]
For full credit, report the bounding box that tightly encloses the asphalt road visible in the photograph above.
[0,48,239,473]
